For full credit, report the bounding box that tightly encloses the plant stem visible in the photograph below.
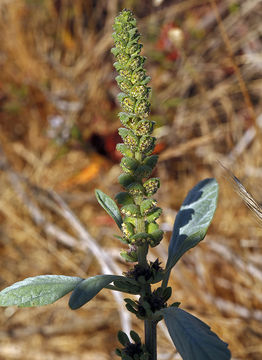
[137,243,149,267]
[145,319,158,360]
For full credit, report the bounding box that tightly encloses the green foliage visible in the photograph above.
[95,189,123,229]
[69,275,125,310]
[0,275,83,307]
[162,307,231,359]
[166,178,219,271]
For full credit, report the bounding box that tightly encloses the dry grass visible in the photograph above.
[0,0,262,359]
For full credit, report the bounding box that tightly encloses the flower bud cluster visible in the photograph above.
[124,287,172,320]
[116,330,150,360]
[112,9,163,260]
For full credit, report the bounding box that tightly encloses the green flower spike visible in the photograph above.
[112,9,162,262]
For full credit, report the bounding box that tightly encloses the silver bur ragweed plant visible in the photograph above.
[0,10,231,360]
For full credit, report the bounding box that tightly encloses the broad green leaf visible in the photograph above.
[95,189,123,229]
[69,274,125,310]
[0,275,83,307]
[166,178,218,270]
[162,307,231,360]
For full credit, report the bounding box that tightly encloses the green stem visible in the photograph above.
[135,151,143,162]
[137,243,148,267]
[136,212,149,267]
[145,319,158,360]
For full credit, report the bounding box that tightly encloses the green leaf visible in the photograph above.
[0,275,83,307]
[69,274,124,310]
[162,307,231,360]
[166,178,218,270]
[112,278,141,294]
[95,189,123,229]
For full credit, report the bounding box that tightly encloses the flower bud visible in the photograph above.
[138,135,156,154]
[134,99,150,117]
[121,204,141,218]
[122,222,135,239]
[111,47,120,57]
[120,157,139,173]
[122,131,139,151]
[118,173,135,188]
[143,177,160,196]
[131,69,147,84]
[130,85,148,100]
[123,216,136,227]
[140,199,157,216]
[120,249,138,262]
[130,330,141,344]
[134,119,154,136]
[116,143,134,157]
[116,52,130,65]
[119,68,132,81]
[149,229,164,247]
[122,96,136,113]
[126,43,142,55]
[134,165,152,179]
[116,76,132,93]
[117,330,130,346]
[115,191,134,205]
[146,207,162,223]
[118,112,138,130]
[127,182,145,197]
[143,155,158,169]
[146,222,159,233]
[113,61,123,72]
[130,232,153,246]
[128,28,140,42]
[128,55,145,71]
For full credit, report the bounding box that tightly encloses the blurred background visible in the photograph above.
[0,0,262,359]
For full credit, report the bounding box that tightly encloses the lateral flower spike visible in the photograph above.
[112,9,162,261]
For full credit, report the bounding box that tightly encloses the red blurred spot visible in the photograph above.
[156,23,182,61]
